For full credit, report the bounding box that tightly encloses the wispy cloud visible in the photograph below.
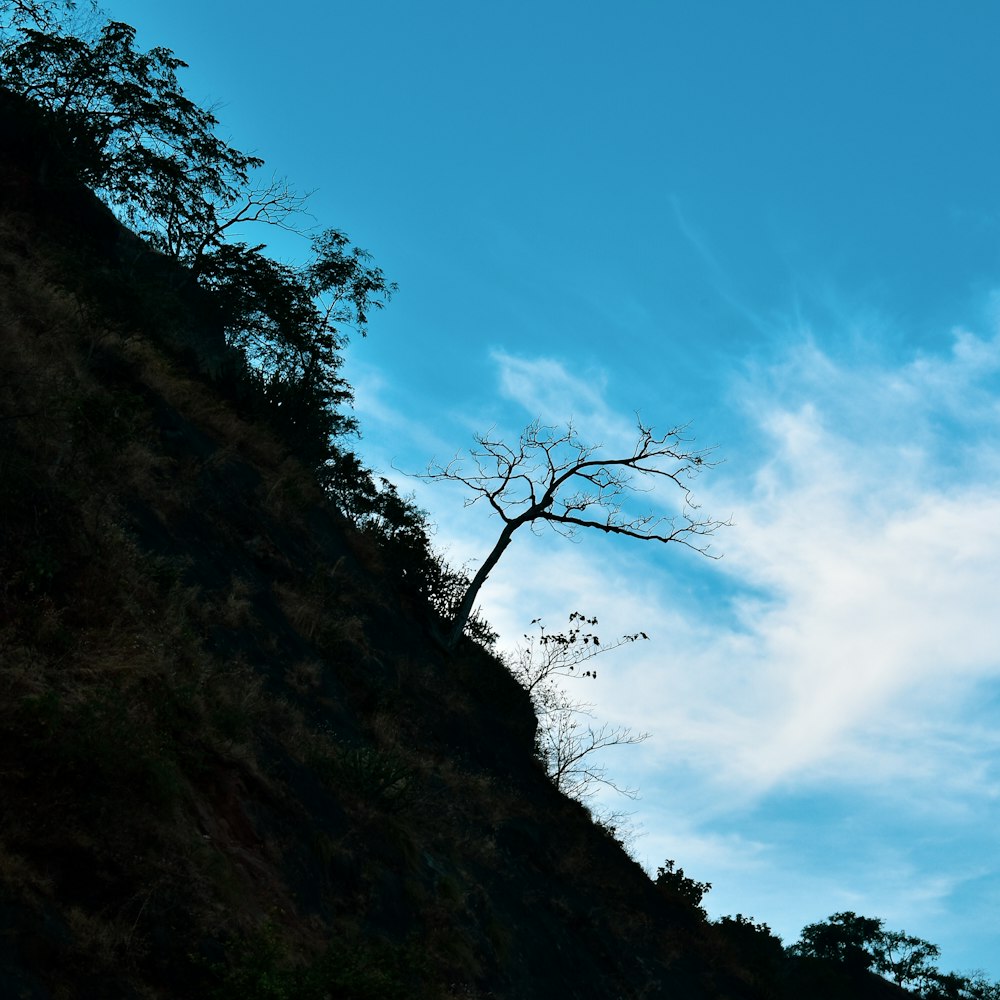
[490,349,637,447]
[629,328,1000,794]
[471,326,1000,824]
[369,330,1000,818]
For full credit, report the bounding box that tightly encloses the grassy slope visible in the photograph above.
[0,93,920,1000]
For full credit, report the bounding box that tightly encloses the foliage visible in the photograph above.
[0,0,83,36]
[713,914,786,986]
[335,746,418,813]
[654,859,712,917]
[201,233,393,459]
[879,929,941,990]
[0,12,263,258]
[960,974,1000,1000]
[790,911,884,973]
[319,451,496,646]
[423,419,728,648]
[715,913,779,942]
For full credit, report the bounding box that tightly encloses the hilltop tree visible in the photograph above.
[791,911,885,973]
[197,230,394,454]
[655,860,713,918]
[790,913,1000,999]
[424,419,727,648]
[0,3,320,268]
[0,12,265,254]
[879,930,942,991]
[0,0,394,467]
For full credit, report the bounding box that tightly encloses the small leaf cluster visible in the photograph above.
[514,612,649,693]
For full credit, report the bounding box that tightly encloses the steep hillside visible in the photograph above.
[0,76,940,1000]
[0,88,738,1000]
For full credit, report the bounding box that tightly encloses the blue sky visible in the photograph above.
[106,0,1000,977]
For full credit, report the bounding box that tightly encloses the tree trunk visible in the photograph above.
[445,519,520,649]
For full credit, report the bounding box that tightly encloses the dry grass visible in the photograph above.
[217,575,257,629]
[0,839,53,897]
[272,575,371,658]
[284,658,324,694]
[65,905,149,972]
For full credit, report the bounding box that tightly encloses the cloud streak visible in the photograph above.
[706,332,1000,790]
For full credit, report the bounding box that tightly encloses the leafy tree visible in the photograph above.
[790,911,885,973]
[716,912,780,942]
[1,0,395,470]
[920,971,978,1000]
[961,973,1000,1000]
[788,913,1000,999]
[199,232,393,459]
[879,929,942,991]
[714,914,786,983]
[424,419,728,648]
[0,12,264,257]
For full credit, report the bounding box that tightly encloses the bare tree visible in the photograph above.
[424,419,728,648]
[508,614,650,802]
[534,688,649,800]
[168,175,314,269]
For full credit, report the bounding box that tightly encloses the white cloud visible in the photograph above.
[361,330,1000,839]
[700,335,1000,792]
[470,330,1000,810]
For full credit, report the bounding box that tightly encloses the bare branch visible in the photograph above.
[505,613,651,802]
[535,694,649,801]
